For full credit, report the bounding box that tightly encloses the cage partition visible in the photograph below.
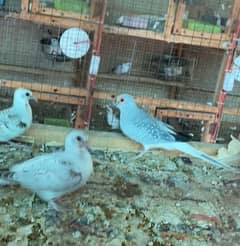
[0,0,240,143]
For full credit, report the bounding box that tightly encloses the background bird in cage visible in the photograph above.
[105,0,169,33]
[150,54,191,81]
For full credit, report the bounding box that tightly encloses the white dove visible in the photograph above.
[0,130,93,210]
[0,88,37,142]
[106,105,120,129]
[112,62,132,75]
[115,93,233,170]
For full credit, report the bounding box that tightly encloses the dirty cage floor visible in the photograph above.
[0,143,239,246]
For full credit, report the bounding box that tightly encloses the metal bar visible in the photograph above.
[210,22,240,143]
[84,0,106,128]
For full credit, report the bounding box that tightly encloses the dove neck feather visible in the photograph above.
[64,141,89,157]
[13,98,31,112]
[119,102,139,123]
[12,98,32,124]
[64,143,93,179]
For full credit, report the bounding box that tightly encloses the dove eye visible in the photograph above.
[76,136,82,141]
[120,98,124,103]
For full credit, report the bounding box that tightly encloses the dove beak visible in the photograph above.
[80,140,92,152]
[86,144,92,153]
[30,95,38,102]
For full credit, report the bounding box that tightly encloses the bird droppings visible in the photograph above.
[0,143,240,245]
[112,176,142,198]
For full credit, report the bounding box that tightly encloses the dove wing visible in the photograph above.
[0,107,27,135]
[11,152,82,192]
[123,108,176,145]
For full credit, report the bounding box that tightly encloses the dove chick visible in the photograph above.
[0,88,37,142]
[0,130,93,210]
[115,93,233,170]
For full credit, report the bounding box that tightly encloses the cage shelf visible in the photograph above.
[104,24,230,49]
[2,79,240,118]
[103,0,239,49]
[98,73,186,88]
[172,0,239,48]
[0,64,75,79]
[0,79,87,105]
[1,0,240,142]
[6,0,237,48]
[4,0,100,31]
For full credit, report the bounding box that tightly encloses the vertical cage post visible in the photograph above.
[86,0,106,128]
[21,0,29,12]
[210,22,240,143]
[74,0,106,129]
[31,0,40,13]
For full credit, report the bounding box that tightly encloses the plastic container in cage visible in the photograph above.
[54,0,90,14]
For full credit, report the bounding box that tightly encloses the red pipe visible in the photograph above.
[85,0,106,128]
[210,22,240,143]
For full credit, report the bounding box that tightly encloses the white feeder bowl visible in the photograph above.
[60,27,90,59]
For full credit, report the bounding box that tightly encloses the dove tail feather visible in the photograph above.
[170,142,232,169]
[0,169,15,185]
[145,142,232,169]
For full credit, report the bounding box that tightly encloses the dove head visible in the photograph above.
[13,88,37,107]
[65,130,90,153]
[115,94,137,113]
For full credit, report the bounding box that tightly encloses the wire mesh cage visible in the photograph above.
[0,0,240,144]
[183,0,234,34]
[0,0,104,129]
[105,0,169,33]
[0,0,21,12]
[40,0,90,14]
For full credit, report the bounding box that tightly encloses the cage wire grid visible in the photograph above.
[0,0,239,142]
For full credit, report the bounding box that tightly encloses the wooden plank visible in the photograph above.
[90,0,101,19]
[33,91,85,105]
[93,90,219,114]
[92,90,240,117]
[164,0,177,35]
[98,73,186,87]
[0,64,75,78]
[38,7,89,21]
[178,28,230,40]
[156,109,215,121]
[23,123,224,156]
[21,0,29,12]
[226,0,240,36]
[104,25,229,49]
[170,33,227,49]
[9,12,96,31]
[173,1,185,33]
[1,79,240,117]
[0,82,85,105]
[139,97,217,113]
[0,79,88,97]
[31,0,40,13]
[104,25,166,41]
